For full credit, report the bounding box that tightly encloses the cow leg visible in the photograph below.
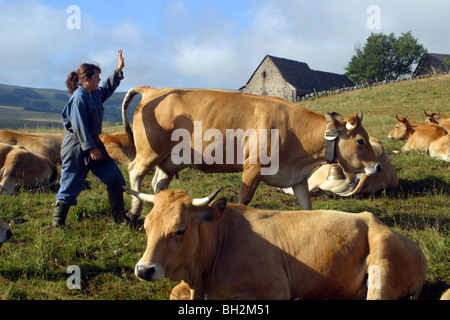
[127,158,155,218]
[151,167,173,193]
[0,176,17,196]
[239,164,261,205]
[291,180,312,210]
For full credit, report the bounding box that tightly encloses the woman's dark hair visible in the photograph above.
[65,63,101,94]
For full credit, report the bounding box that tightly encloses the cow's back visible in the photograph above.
[0,130,62,165]
[211,207,372,299]
[208,206,425,299]
[402,124,447,151]
[133,88,319,139]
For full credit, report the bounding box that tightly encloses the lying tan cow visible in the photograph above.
[99,132,136,164]
[428,134,450,162]
[128,187,426,300]
[0,130,63,166]
[424,111,450,131]
[280,137,398,196]
[122,87,381,218]
[0,143,57,195]
[388,116,447,152]
[0,219,12,247]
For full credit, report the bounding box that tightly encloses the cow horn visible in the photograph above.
[396,114,407,122]
[341,173,368,197]
[192,187,223,207]
[424,110,431,117]
[123,186,155,203]
[358,109,363,123]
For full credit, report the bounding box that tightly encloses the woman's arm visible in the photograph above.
[98,50,125,103]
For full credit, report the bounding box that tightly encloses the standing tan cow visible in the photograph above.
[128,187,426,300]
[0,219,12,247]
[0,130,63,166]
[0,143,57,195]
[122,87,381,218]
[388,116,447,152]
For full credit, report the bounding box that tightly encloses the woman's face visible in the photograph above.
[84,71,101,93]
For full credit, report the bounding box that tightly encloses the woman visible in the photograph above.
[53,50,127,227]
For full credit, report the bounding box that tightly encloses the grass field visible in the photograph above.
[0,75,449,300]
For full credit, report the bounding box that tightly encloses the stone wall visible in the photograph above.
[241,59,298,102]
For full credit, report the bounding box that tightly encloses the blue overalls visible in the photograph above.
[56,69,126,206]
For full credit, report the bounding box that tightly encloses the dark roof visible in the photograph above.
[244,55,354,92]
[413,53,450,76]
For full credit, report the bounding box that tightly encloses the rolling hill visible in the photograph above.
[0,83,139,129]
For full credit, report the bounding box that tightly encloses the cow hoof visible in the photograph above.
[125,212,144,228]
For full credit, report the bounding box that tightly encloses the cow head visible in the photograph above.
[424,111,441,125]
[388,115,411,141]
[126,187,225,282]
[325,111,382,176]
[0,220,12,248]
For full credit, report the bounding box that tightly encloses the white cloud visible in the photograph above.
[1,0,449,91]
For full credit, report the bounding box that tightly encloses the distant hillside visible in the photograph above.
[0,84,139,129]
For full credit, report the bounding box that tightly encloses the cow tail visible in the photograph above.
[121,87,144,151]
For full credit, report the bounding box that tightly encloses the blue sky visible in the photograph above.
[1,0,450,91]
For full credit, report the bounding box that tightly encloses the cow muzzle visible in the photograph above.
[135,262,164,281]
[365,162,382,176]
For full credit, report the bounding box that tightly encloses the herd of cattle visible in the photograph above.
[0,87,449,300]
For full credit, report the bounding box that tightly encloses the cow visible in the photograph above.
[424,111,450,131]
[0,143,57,195]
[99,132,136,164]
[127,187,427,300]
[122,87,382,218]
[428,134,450,162]
[0,130,63,166]
[388,116,447,152]
[0,219,12,247]
[279,136,398,197]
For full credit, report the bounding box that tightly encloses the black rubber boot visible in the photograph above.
[52,201,70,228]
[108,190,125,222]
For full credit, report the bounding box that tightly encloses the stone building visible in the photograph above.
[413,53,450,77]
[240,55,354,102]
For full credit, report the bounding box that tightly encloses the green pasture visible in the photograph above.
[0,75,449,300]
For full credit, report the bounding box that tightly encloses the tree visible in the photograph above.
[345,31,427,84]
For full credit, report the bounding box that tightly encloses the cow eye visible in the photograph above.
[173,229,185,237]
[357,139,365,146]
